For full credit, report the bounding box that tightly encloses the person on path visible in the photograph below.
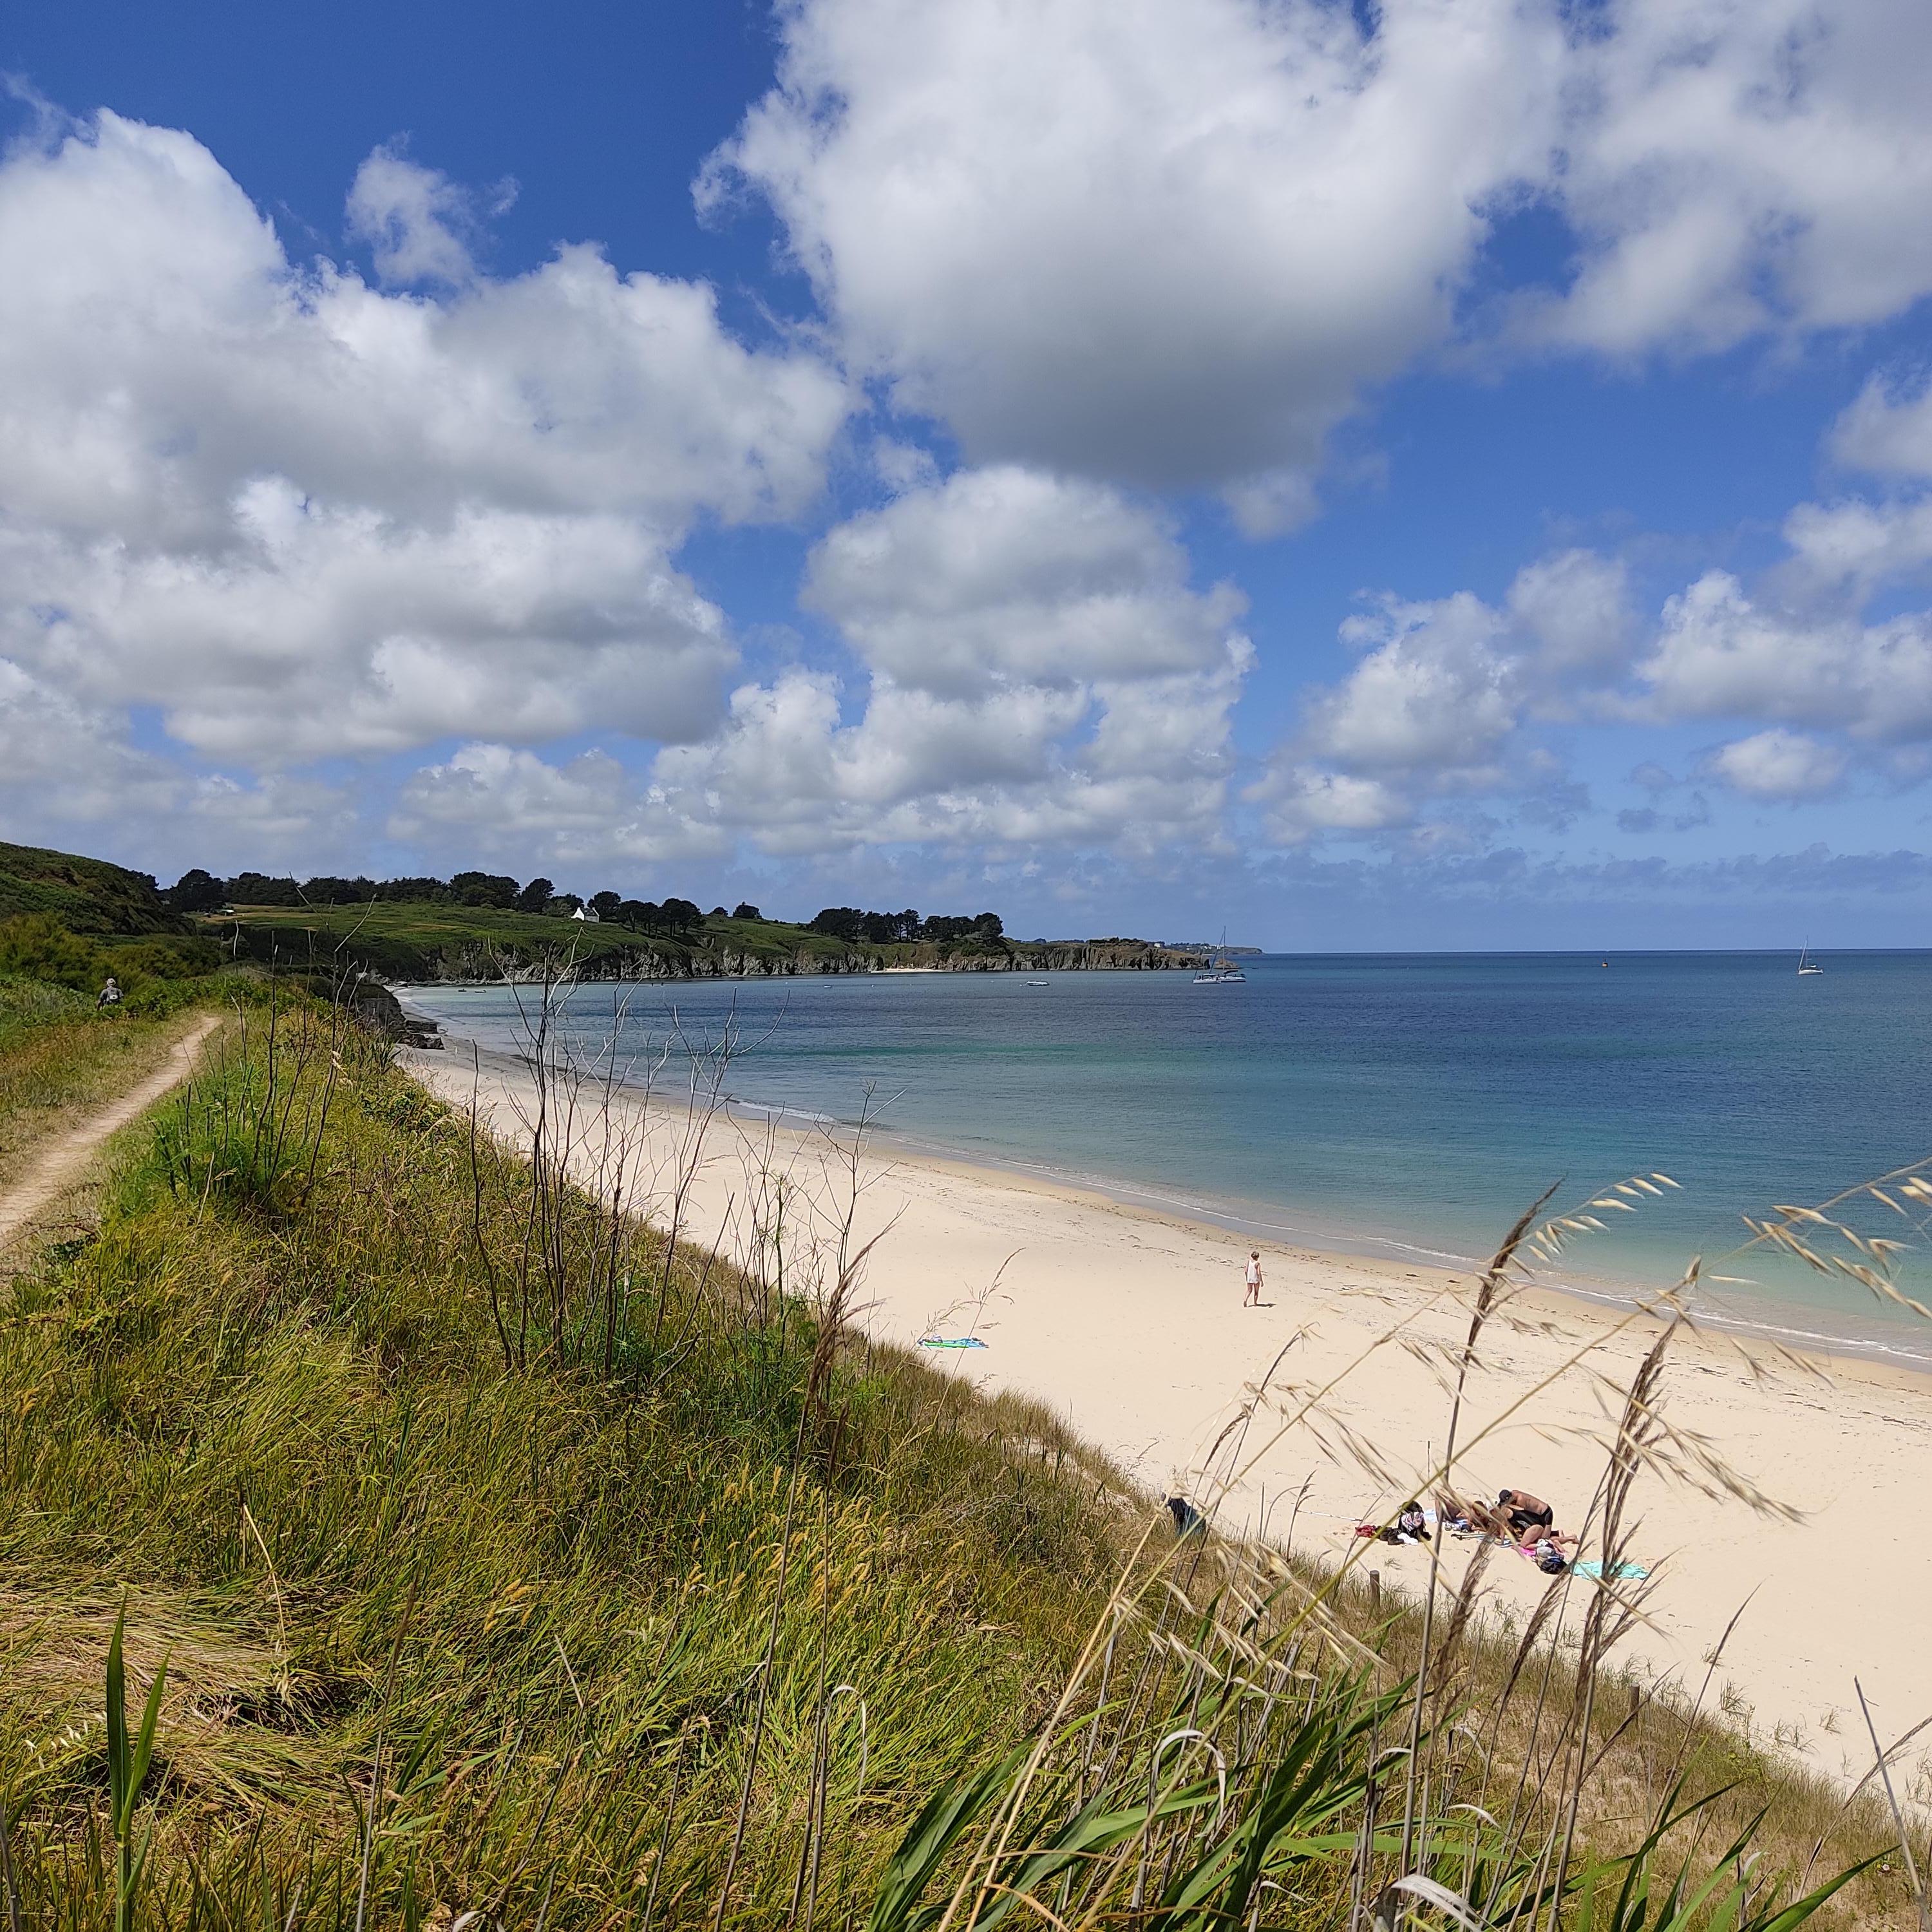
[97,976,121,1009]
[1244,1251,1264,1306]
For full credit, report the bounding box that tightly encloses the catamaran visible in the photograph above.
[1194,929,1247,983]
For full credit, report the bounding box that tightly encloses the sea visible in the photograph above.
[401,951,1932,1368]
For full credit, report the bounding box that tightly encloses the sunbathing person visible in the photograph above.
[1437,1492,1515,1540]
[1526,1529,1580,1574]
[1497,1487,1555,1539]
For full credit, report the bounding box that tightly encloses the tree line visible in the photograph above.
[806,907,1004,943]
[161,869,756,933]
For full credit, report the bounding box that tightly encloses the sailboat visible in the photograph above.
[1797,943,1823,977]
[1194,927,1246,984]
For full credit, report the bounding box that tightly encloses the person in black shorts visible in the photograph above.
[1497,1488,1554,1540]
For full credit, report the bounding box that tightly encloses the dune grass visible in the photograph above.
[0,986,1915,1927]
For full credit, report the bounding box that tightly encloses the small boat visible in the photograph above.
[1797,944,1823,977]
[1193,928,1245,984]
[1025,978,1050,987]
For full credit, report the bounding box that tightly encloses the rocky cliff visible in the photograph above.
[391,938,1205,982]
[895,940,1202,972]
[423,942,884,982]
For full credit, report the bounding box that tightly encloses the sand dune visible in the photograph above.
[406,1041,1932,1786]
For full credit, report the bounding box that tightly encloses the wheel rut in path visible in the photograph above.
[0,1013,222,1253]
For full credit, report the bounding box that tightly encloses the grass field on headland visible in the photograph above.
[0,971,1915,1927]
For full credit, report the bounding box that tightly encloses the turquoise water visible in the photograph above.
[404,952,1932,1361]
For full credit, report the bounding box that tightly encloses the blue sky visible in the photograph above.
[4,0,1932,946]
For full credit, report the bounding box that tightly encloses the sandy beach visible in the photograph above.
[405,1040,1932,1786]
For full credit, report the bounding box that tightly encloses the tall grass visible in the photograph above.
[0,985,1915,1927]
[0,980,201,1195]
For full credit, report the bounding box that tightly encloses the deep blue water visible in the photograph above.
[404,952,1932,1359]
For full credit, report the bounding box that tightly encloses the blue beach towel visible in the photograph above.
[918,1336,988,1350]
[1575,1560,1648,1581]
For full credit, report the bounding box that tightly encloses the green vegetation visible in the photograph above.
[0,840,1200,983]
[0,846,247,1192]
[0,998,1140,1925]
[215,899,884,980]
[0,840,189,937]
[214,901,1200,981]
[0,976,221,1192]
[0,991,1905,1927]
[0,913,220,1007]
[0,843,222,1011]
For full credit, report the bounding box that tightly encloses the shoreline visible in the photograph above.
[406,994,1932,1381]
[673,1083,1932,1379]
[406,1026,1932,1788]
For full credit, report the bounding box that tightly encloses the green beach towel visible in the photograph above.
[1575,1560,1648,1581]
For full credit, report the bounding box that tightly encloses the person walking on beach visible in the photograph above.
[1244,1251,1264,1307]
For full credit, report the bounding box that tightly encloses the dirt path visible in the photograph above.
[0,1013,222,1253]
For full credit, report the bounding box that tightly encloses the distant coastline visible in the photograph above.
[210,900,1207,983]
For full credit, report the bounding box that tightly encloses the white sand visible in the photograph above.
[406,1043,1932,1784]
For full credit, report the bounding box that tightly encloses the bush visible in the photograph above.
[111,935,222,980]
[0,913,107,992]
[0,913,223,1009]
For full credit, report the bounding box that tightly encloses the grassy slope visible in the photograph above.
[0,840,186,936]
[0,999,1139,1927]
[0,996,1902,1928]
[215,903,878,980]
[214,904,1197,981]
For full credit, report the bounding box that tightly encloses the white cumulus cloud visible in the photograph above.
[1832,372,1932,480]
[1708,728,1847,800]
[802,467,1243,696]
[345,142,495,288]
[704,0,1932,516]
[702,475,1252,855]
[420,466,1258,866]
[1518,0,1932,354]
[0,109,848,786]
[392,743,729,866]
[1641,571,1932,743]
[703,0,1564,513]
[1255,551,1634,843]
